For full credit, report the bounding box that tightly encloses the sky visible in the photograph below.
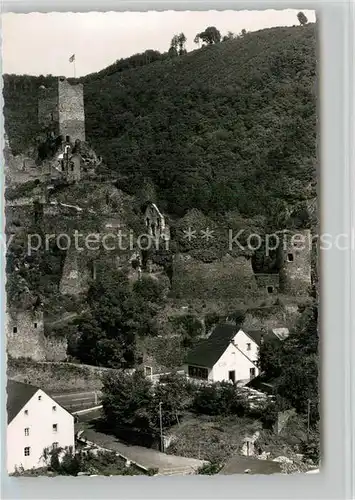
[2,9,316,77]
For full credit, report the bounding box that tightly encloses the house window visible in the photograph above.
[228,371,236,383]
[188,366,208,380]
[24,447,30,457]
[267,286,274,294]
[34,322,37,328]
[247,343,251,351]
[24,410,28,416]
[287,253,294,262]
[250,368,256,379]
[24,428,29,436]
[53,424,58,432]
[52,406,57,412]
[66,135,70,143]
[13,326,17,334]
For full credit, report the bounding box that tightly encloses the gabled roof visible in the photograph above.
[245,329,283,346]
[184,322,283,369]
[184,323,237,368]
[244,330,265,346]
[7,380,39,424]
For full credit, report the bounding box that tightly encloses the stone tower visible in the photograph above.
[278,229,312,296]
[38,76,85,143]
[6,310,46,361]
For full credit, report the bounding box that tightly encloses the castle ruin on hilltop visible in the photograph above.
[5,76,314,365]
[37,76,102,183]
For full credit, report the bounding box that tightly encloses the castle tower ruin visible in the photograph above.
[278,229,312,296]
[6,309,46,361]
[38,77,85,143]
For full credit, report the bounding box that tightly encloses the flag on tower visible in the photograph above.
[69,54,75,63]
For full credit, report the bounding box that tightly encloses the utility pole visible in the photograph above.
[159,401,164,453]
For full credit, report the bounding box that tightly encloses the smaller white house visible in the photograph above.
[183,324,280,385]
[7,380,75,474]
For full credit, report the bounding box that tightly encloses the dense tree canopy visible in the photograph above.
[195,26,221,45]
[258,304,319,424]
[101,370,190,438]
[4,24,317,228]
[71,266,165,367]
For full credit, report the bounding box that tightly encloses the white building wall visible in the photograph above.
[7,389,74,474]
[233,330,259,363]
[210,330,260,384]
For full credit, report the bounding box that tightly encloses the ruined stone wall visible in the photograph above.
[6,195,46,207]
[44,336,68,362]
[254,274,280,295]
[67,154,81,182]
[279,230,312,296]
[58,78,85,142]
[7,358,116,392]
[171,253,258,300]
[6,310,46,361]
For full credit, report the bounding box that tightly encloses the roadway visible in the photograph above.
[49,390,102,413]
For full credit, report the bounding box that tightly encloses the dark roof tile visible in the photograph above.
[184,323,236,367]
[7,379,39,424]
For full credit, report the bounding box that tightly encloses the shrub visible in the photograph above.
[192,382,247,417]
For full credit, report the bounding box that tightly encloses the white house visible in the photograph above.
[7,379,75,474]
[183,324,280,385]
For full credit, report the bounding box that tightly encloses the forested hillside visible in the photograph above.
[4,24,317,227]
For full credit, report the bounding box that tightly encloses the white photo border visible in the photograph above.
[1,1,354,499]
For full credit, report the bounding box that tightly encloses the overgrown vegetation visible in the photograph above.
[12,446,144,477]
[4,24,317,230]
[69,265,166,368]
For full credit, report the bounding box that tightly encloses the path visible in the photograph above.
[50,390,102,412]
[80,426,205,475]
[45,312,80,328]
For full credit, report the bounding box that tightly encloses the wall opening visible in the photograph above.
[13,326,17,333]
[287,253,294,262]
[267,286,274,294]
[228,370,236,383]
